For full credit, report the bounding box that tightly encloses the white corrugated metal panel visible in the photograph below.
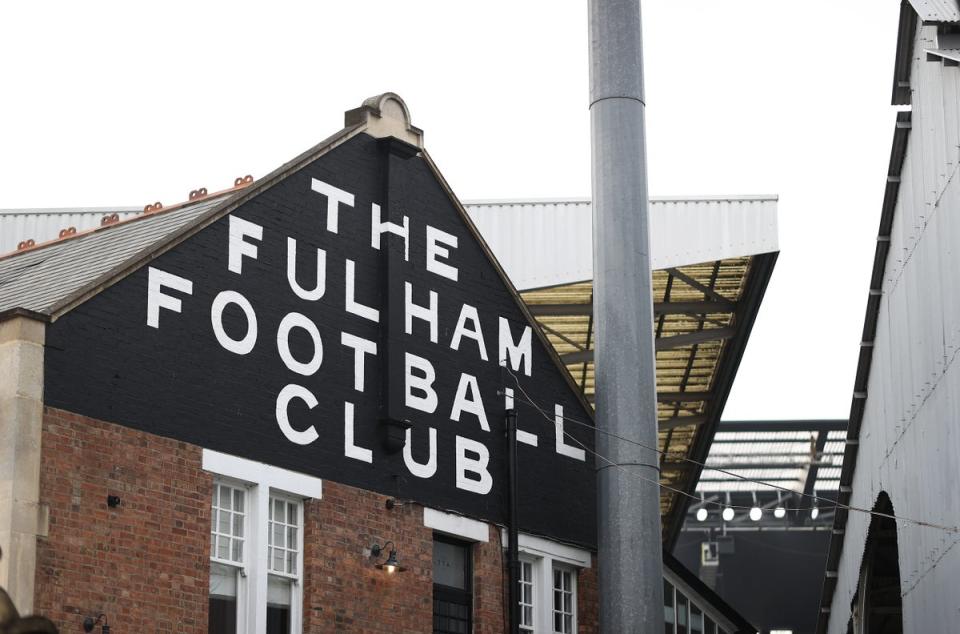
[464,195,778,290]
[825,22,960,634]
[0,207,139,255]
[925,47,960,62]
[908,0,960,22]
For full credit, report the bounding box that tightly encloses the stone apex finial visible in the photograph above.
[345,92,424,149]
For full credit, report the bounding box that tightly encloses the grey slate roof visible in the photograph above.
[0,121,361,323]
[0,196,228,318]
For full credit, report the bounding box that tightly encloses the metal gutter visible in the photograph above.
[814,110,913,634]
[894,1,920,105]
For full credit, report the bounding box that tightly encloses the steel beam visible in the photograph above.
[659,415,708,430]
[527,300,734,317]
[558,327,735,363]
[657,391,713,403]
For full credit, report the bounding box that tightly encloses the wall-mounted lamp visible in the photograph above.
[370,541,405,574]
[83,612,110,633]
[106,495,121,508]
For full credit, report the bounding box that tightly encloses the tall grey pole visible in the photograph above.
[588,0,665,631]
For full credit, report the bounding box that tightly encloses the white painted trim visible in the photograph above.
[202,449,323,499]
[501,530,592,569]
[423,507,489,543]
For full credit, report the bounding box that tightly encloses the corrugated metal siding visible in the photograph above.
[825,21,960,633]
[907,0,960,22]
[0,207,139,255]
[463,196,778,291]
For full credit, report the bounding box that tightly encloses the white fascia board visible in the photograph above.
[201,449,323,499]
[464,197,779,291]
[499,530,592,569]
[423,507,490,543]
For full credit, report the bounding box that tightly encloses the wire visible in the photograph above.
[501,366,960,535]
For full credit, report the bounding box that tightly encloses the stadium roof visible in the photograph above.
[466,198,778,545]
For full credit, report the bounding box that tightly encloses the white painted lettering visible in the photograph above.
[276,384,319,445]
[341,332,377,392]
[211,290,258,355]
[146,267,192,328]
[450,373,489,431]
[405,281,438,343]
[455,436,493,495]
[370,202,410,261]
[426,225,458,281]
[345,259,379,322]
[403,426,438,478]
[499,317,532,377]
[344,401,372,463]
[276,312,323,376]
[286,237,327,301]
[311,178,354,234]
[405,352,438,414]
[554,404,586,461]
[450,303,488,361]
[228,215,262,274]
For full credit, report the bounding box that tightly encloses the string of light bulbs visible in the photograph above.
[501,366,960,534]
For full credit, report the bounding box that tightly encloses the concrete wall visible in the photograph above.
[826,21,960,633]
[0,316,45,614]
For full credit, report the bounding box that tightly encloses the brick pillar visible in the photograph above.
[0,316,46,613]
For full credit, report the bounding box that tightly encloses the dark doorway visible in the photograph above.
[852,492,902,634]
[433,534,473,634]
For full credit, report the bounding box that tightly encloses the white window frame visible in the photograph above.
[204,449,322,634]
[551,563,577,634]
[519,555,537,632]
[502,531,590,634]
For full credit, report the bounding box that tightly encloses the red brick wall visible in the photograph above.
[300,482,435,632]
[35,407,212,633]
[34,407,598,632]
[577,565,599,634]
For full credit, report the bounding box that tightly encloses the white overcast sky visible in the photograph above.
[0,1,903,420]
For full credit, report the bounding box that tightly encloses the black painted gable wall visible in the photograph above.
[44,133,597,547]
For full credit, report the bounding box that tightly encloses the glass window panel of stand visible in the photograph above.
[664,580,676,634]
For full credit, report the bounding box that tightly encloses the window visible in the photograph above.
[267,496,301,634]
[203,449,322,634]
[519,559,535,632]
[433,535,473,634]
[552,566,575,634]
[507,533,588,634]
[690,604,703,634]
[209,482,247,634]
